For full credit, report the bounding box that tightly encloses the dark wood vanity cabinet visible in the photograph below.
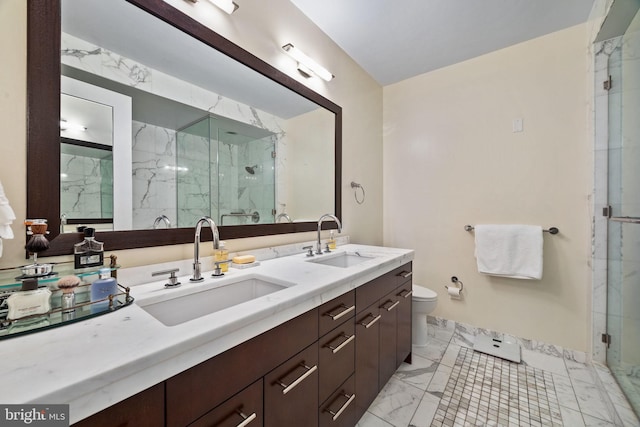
[354,262,413,421]
[72,383,164,427]
[72,263,412,427]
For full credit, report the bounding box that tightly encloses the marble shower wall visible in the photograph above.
[60,152,113,220]
[61,32,289,229]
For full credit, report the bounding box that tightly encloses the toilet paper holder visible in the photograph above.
[445,276,464,294]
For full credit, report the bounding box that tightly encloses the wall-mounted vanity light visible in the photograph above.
[60,120,86,132]
[185,0,239,14]
[282,43,334,82]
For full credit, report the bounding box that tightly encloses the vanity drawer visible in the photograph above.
[264,342,319,427]
[318,290,355,336]
[189,379,263,427]
[319,374,356,427]
[167,308,318,427]
[355,263,412,313]
[319,320,355,404]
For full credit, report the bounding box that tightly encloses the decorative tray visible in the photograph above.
[0,261,133,340]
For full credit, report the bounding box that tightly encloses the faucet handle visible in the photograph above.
[152,268,181,288]
[212,259,232,277]
[324,243,331,253]
[302,245,314,257]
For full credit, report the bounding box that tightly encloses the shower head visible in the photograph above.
[245,165,258,174]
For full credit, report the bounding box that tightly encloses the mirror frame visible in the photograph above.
[27,0,342,256]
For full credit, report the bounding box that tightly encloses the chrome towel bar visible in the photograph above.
[464,225,559,234]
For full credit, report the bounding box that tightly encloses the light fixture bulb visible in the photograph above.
[207,0,239,14]
[282,43,334,82]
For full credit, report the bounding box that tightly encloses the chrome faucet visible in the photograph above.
[190,216,220,282]
[316,214,342,255]
[153,214,171,229]
[276,212,293,223]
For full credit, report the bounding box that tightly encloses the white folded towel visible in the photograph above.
[474,224,543,280]
[0,180,16,257]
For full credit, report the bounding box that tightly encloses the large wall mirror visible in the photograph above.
[27,0,342,256]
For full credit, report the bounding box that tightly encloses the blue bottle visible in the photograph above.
[91,268,117,313]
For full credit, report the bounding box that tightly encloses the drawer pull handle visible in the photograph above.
[398,289,413,299]
[276,363,318,395]
[381,300,400,312]
[324,304,355,321]
[325,393,356,421]
[358,313,382,329]
[235,409,257,427]
[398,271,413,278]
[325,333,355,354]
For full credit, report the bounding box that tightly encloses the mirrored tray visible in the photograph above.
[0,261,133,340]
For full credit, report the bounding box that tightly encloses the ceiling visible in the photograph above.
[290,0,598,86]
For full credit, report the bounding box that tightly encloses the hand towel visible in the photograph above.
[474,224,543,280]
[0,180,16,257]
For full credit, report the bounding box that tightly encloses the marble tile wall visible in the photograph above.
[61,32,290,227]
[60,152,112,220]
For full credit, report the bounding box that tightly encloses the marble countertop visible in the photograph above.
[0,243,413,424]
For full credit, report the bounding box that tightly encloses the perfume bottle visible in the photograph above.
[74,227,104,269]
[90,268,117,313]
[6,278,51,321]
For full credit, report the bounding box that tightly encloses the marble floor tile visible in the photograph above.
[552,373,580,412]
[368,377,424,427]
[572,378,614,422]
[521,347,569,377]
[438,343,462,369]
[559,405,585,426]
[581,414,616,426]
[425,363,453,396]
[363,326,638,427]
[412,339,449,364]
[408,391,440,427]
[356,411,394,427]
[566,359,597,385]
[394,354,439,391]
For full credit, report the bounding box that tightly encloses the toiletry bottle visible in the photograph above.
[6,278,51,321]
[90,268,118,313]
[74,227,104,269]
[215,241,229,272]
[328,230,337,250]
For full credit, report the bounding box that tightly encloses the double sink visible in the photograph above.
[137,251,376,327]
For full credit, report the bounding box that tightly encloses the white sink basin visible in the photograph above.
[138,277,289,326]
[309,252,374,268]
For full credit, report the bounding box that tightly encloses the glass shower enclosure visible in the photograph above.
[605,7,640,416]
[175,115,276,228]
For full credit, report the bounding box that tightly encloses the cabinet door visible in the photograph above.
[396,280,413,367]
[189,379,262,427]
[319,320,355,404]
[354,305,380,421]
[319,375,356,427]
[264,342,319,427]
[379,290,400,388]
[72,383,164,427]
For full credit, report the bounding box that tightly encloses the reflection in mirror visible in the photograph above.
[27,0,342,255]
[60,0,334,231]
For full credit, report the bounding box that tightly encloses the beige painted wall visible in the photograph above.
[383,24,592,351]
[0,0,383,269]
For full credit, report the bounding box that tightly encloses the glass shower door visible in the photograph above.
[606,8,640,415]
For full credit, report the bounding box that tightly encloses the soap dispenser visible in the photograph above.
[215,241,229,272]
[328,231,337,250]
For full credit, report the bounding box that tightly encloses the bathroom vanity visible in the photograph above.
[0,244,413,426]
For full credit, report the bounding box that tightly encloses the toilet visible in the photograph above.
[412,285,438,347]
